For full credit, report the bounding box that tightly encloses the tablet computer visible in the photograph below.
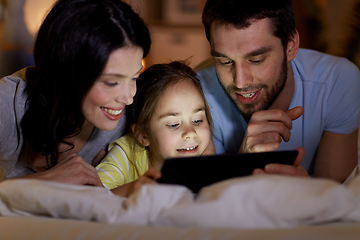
[157,150,298,193]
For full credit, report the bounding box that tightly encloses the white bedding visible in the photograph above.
[1,172,360,229]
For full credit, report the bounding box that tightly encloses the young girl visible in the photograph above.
[96,61,215,197]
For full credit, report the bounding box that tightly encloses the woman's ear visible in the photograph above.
[132,124,150,146]
[286,29,300,62]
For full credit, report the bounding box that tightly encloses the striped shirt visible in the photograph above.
[96,134,149,189]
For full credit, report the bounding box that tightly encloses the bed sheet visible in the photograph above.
[1,173,360,229]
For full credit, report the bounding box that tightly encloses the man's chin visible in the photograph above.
[228,92,268,121]
[236,106,254,122]
[236,103,265,122]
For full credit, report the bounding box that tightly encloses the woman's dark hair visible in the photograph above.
[21,0,151,168]
[125,61,213,157]
[202,0,296,48]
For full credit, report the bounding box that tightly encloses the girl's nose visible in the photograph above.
[182,126,197,140]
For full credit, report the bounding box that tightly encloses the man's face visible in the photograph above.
[210,18,289,121]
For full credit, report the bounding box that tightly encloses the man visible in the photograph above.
[196,0,360,182]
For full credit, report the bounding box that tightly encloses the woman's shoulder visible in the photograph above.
[0,68,30,175]
[0,68,28,98]
[0,68,28,123]
[0,68,29,131]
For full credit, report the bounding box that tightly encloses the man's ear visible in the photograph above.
[132,124,150,146]
[286,29,300,62]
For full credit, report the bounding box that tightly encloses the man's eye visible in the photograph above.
[166,123,180,129]
[249,58,265,64]
[193,119,203,125]
[216,58,233,65]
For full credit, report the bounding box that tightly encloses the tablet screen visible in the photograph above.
[157,150,298,193]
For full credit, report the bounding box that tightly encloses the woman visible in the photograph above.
[0,0,151,186]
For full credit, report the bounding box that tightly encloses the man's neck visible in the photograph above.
[269,62,295,111]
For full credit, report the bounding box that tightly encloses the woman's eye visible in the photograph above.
[103,81,119,87]
[132,76,140,81]
[166,123,180,129]
[193,119,203,125]
[106,83,117,87]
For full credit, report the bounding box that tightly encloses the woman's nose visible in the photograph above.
[115,82,136,105]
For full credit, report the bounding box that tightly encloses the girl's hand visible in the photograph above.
[111,167,161,197]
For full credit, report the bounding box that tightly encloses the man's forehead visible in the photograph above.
[210,18,272,33]
[209,19,283,58]
[210,18,276,45]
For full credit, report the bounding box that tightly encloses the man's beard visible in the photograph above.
[224,55,288,122]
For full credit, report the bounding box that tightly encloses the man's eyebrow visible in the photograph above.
[211,50,227,58]
[211,47,273,59]
[244,47,272,58]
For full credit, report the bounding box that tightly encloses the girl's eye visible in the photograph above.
[166,123,180,129]
[193,119,203,125]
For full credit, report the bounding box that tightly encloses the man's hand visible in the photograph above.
[252,147,309,177]
[240,106,309,177]
[111,168,161,198]
[27,153,103,186]
[239,106,304,153]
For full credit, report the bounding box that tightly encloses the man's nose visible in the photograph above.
[233,62,253,89]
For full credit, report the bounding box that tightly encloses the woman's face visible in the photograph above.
[82,46,143,131]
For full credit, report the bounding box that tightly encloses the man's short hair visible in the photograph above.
[202,0,296,48]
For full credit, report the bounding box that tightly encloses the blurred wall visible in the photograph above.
[0,0,359,76]
[0,0,55,77]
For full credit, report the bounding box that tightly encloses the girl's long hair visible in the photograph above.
[125,61,213,167]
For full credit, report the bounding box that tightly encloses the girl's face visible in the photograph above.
[82,46,143,131]
[142,78,212,166]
